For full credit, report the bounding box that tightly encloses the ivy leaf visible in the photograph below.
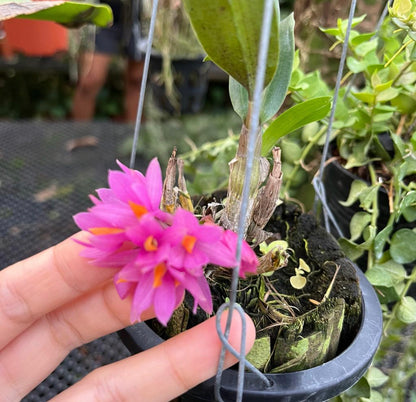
[374,225,393,260]
[350,211,372,242]
[399,191,416,222]
[365,260,407,288]
[396,296,416,324]
[340,180,368,207]
[390,228,416,264]
[366,367,389,388]
[260,13,295,123]
[338,238,365,261]
[359,185,380,211]
[184,0,280,97]
[261,96,331,155]
[341,376,370,398]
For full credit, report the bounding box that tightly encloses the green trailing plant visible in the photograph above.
[275,4,416,399]
[319,10,416,310]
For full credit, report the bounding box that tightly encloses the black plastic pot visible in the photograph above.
[322,160,391,239]
[118,266,382,401]
[322,159,416,289]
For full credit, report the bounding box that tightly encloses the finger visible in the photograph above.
[0,232,117,349]
[0,279,156,401]
[51,311,256,402]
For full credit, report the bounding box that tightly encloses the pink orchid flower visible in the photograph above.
[165,208,235,272]
[74,159,259,326]
[218,230,259,277]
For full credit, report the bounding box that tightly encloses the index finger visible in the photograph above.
[0,232,116,349]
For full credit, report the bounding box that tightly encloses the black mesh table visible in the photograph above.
[0,120,149,400]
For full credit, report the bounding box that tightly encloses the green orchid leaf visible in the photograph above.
[261,96,331,156]
[396,296,416,324]
[229,77,249,121]
[390,228,416,264]
[366,260,407,288]
[260,13,295,123]
[184,0,280,97]
[0,0,113,27]
[350,211,372,242]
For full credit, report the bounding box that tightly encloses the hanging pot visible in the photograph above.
[118,206,382,401]
[119,265,380,401]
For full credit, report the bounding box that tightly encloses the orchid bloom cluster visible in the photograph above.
[74,158,258,325]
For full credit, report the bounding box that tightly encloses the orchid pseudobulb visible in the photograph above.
[74,158,258,325]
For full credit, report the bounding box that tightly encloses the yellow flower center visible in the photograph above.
[153,263,167,288]
[182,235,197,253]
[144,235,158,251]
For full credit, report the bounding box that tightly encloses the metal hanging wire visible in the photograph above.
[313,0,393,237]
[313,0,358,237]
[129,0,159,169]
[214,0,275,400]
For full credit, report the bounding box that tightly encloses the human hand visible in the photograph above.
[0,233,255,401]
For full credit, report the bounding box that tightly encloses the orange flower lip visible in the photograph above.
[144,235,158,251]
[129,201,148,219]
[89,227,124,235]
[153,263,167,288]
[182,234,197,253]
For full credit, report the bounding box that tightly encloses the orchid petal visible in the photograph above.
[145,158,163,210]
[153,274,178,326]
